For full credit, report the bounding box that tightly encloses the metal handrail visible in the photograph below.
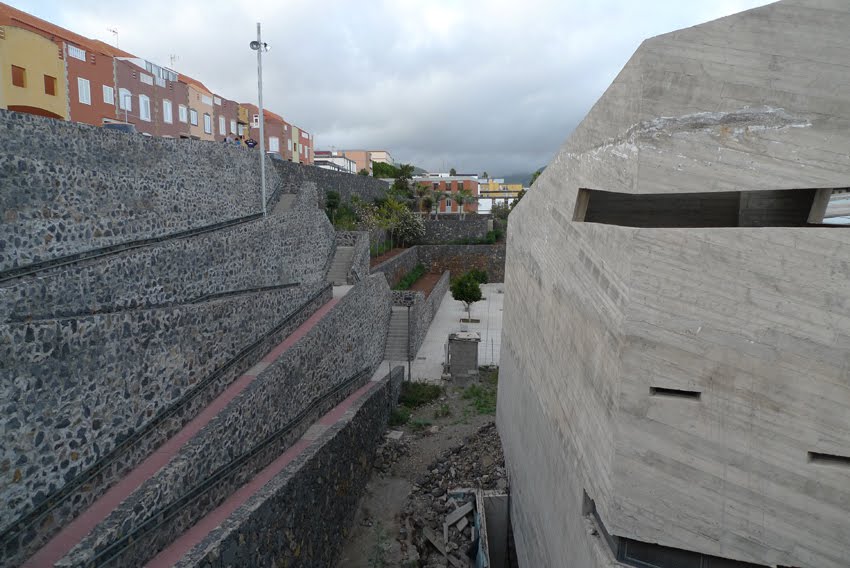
[1,282,331,551]
[91,367,371,566]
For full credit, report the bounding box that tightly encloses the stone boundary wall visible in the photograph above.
[0,207,334,322]
[174,367,404,568]
[418,244,506,282]
[60,275,392,567]
[0,282,327,537]
[372,244,506,285]
[272,160,389,205]
[0,109,280,272]
[407,270,451,359]
[421,217,491,244]
[370,247,420,288]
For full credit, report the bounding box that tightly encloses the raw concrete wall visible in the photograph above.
[60,275,393,567]
[0,109,280,273]
[499,2,850,568]
[173,367,404,568]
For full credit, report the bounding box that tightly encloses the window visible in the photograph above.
[77,77,91,105]
[155,77,166,88]
[179,105,188,123]
[103,84,114,105]
[214,96,221,105]
[11,65,25,87]
[269,136,280,152]
[230,119,236,134]
[139,95,151,121]
[118,88,132,111]
[446,197,452,208]
[140,73,153,85]
[218,115,225,135]
[201,94,213,106]
[67,45,86,61]
[287,139,292,151]
[163,99,173,124]
[44,75,56,96]
[251,114,260,127]
[237,124,244,136]
[189,109,198,126]
[203,113,212,134]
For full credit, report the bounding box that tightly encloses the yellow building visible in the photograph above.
[478,178,524,201]
[0,25,67,119]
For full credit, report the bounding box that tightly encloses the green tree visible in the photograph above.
[449,167,457,176]
[372,162,400,178]
[510,189,526,212]
[491,201,510,220]
[481,171,488,179]
[390,163,415,199]
[456,188,474,220]
[451,272,483,321]
[358,168,370,176]
[395,207,425,245]
[529,167,544,186]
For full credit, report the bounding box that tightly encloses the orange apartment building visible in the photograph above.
[416,175,480,214]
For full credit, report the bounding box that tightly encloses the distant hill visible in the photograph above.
[412,165,428,175]
[500,168,544,186]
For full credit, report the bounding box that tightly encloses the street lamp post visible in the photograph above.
[250,24,270,217]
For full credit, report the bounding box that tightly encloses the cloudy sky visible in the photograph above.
[16,0,773,177]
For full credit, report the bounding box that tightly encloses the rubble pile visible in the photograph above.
[373,431,410,475]
[400,422,507,567]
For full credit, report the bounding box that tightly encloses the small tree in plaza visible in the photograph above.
[451,271,483,321]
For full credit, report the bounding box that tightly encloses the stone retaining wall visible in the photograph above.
[370,247,420,288]
[0,283,329,538]
[59,275,392,567]
[421,217,491,244]
[407,270,451,359]
[418,244,506,282]
[174,366,404,568]
[0,207,334,322]
[0,109,280,273]
[272,160,388,205]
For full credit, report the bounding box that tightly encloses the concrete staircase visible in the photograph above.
[384,306,409,361]
[327,246,354,285]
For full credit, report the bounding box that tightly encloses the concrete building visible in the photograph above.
[314,150,357,174]
[369,149,393,165]
[498,2,850,568]
[0,24,67,120]
[478,178,523,205]
[337,150,372,175]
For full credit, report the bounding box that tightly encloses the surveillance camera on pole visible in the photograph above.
[250,25,270,216]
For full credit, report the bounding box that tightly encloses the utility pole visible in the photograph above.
[251,23,268,216]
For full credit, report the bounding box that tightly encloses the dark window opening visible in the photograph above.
[583,489,768,568]
[11,64,25,87]
[808,452,850,467]
[575,187,847,228]
[43,74,56,96]
[650,387,702,400]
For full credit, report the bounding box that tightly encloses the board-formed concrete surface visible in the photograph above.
[498,2,850,567]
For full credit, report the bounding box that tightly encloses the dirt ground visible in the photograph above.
[370,247,408,267]
[408,272,441,297]
[336,371,502,568]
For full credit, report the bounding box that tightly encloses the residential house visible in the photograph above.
[478,178,523,205]
[0,24,66,119]
[368,150,393,165]
[314,150,356,174]
[181,75,215,141]
[290,124,313,165]
[213,93,239,142]
[114,57,186,137]
[414,173,480,214]
[240,103,287,157]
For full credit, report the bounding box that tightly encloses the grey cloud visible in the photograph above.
[26,0,774,175]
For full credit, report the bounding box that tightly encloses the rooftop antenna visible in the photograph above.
[169,54,179,69]
[106,26,119,48]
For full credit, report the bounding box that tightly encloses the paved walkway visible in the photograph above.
[24,290,345,567]
[409,283,504,382]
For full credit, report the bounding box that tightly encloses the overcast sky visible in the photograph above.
[16,0,773,177]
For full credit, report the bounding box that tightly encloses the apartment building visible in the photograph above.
[0,24,66,119]
[114,57,186,137]
[314,150,356,174]
[414,173,479,214]
[213,93,239,142]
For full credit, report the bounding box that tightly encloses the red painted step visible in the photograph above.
[24,296,341,568]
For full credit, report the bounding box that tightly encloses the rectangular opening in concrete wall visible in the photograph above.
[574,187,848,228]
[808,451,850,467]
[650,387,701,400]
